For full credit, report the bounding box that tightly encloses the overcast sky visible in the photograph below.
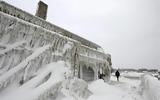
[4,0,160,69]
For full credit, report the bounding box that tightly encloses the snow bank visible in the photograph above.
[1,61,70,100]
[88,79,135,100]
[29,61,70,100]
[141,74,160,100]
[60,78,91,100]
[121,72,144,79]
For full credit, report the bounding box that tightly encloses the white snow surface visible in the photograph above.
[87,73,160,100]
[57,78,91,100]
[141,74,160,100]
[87,75,144,100]
[120,72,144,80]
[1,67,160,100]
[0,61,70,100]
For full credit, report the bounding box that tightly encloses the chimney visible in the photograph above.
[35,1,48,20]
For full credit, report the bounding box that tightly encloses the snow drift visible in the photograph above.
[60,78,91,100]
[0,61,70,100]
[141,74,160,100]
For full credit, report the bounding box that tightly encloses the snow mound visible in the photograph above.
[88,79,118,95]
[87,78,144,100]
[60,78,91,100]
[121,72,144,79]
[141,74,160,100]
[0,61,70,100]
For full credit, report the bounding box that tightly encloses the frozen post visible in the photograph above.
[35,1,48,20]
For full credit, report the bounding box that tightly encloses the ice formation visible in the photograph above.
[0,1,112,100]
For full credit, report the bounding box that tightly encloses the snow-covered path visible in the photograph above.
[88,76,144,100]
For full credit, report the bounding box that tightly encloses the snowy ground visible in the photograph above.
[59,72,146,100]
[87,75,144,100]
[0,61,71,100]
[0,66,159,100]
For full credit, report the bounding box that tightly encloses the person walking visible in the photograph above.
[115,70,120,81]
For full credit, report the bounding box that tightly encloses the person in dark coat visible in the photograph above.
[115,70,120,81]
[98,71,102,79]
[98,71,105,80]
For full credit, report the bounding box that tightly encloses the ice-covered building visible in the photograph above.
[0,0,112,90]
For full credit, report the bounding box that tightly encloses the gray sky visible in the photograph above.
[5,0,160,69]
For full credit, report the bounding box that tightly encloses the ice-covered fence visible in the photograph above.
[0,1,100,49]
[141,74,160,100]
